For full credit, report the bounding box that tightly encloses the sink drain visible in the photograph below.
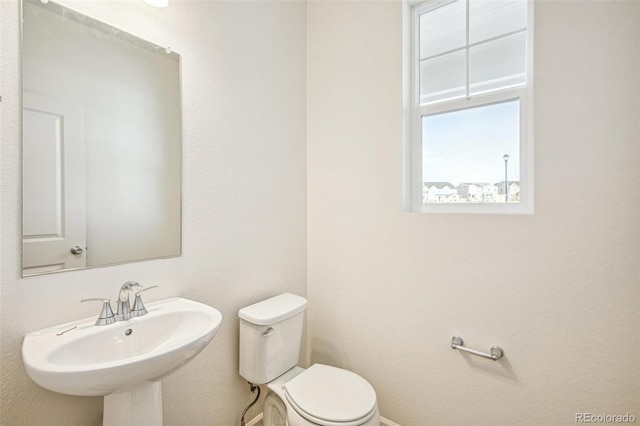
[124,328,133,336]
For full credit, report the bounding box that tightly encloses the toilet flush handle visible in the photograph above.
[262,327,274,336]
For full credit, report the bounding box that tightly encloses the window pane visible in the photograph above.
[469,0,527,44]
[420,49,466,105]
[419,0,466,59]
[422,100,520,204]
[469,31,526,95]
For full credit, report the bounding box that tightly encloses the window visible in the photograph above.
[405,0,533,213]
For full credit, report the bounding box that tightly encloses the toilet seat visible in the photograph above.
[283,364,377,426]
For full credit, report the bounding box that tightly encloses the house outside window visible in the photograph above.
[405,0,534,214]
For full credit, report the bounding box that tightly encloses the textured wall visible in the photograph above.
[0,1,306,425]
[307,1,639,425]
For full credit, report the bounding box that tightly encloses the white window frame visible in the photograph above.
[404,0,534,214]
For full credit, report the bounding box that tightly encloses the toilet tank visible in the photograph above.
[238,293,307,384]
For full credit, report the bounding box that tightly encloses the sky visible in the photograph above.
[422,99,520,186]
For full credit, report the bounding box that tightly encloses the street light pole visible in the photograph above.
[503,154,509,203]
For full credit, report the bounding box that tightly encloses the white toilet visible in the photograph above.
[238,293,380,426]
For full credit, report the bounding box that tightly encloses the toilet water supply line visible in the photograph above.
[240,382,261,426]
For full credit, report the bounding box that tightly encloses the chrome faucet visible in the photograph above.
[116,281,141,321]
[131,285,159,317]
[82,281,158,325]
[81,298,116,326]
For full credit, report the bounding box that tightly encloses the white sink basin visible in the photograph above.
[22,297,222,397]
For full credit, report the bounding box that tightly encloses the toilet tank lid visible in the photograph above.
[238,293,307,325]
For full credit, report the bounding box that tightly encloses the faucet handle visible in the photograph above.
[131,286,158,317]
[134,285,159,296]
[81,298,116,326]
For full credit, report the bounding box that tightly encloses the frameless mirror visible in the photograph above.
[21,0,181,277]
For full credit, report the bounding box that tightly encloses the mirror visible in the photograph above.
[21,0,181,277]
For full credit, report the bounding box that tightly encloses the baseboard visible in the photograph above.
[381,415,402,426]
[248,412,400,426]
[245,413,263,426]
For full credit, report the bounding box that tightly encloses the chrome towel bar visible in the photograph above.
[451,336,503,361]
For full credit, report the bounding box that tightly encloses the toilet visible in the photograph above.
[238,293,380,426]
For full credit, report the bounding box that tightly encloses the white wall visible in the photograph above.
[307,1,639,425]
[1,0,306,424]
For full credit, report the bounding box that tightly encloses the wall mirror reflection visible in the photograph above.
[21,0,182,277]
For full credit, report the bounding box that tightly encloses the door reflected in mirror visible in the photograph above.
[22,0,181,277]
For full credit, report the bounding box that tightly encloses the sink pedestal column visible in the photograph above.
[104,381,163,426]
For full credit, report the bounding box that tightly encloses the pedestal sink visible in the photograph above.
[22,297,222,426]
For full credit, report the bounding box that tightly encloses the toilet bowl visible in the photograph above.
[263,365,379,426]
[238,294,379,426]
